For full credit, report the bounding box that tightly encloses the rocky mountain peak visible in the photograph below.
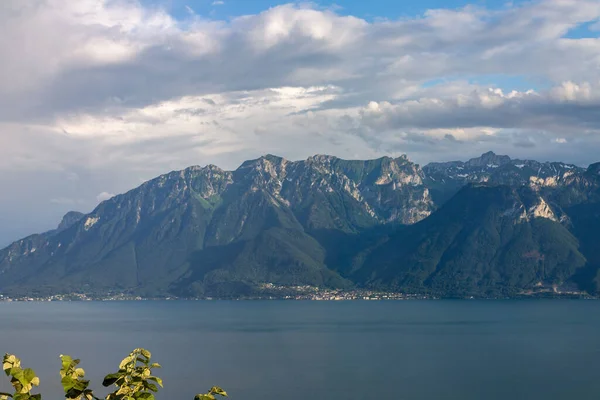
[305,154,339,168]
[587,162,600,175]
[190,164,222,172]
[239,154,289,167]
[56,211,85,232]
[235,155,291,189]
[239,154,291,172]
[423,151,587,206]
[391,154,410,165]
[466,151,512,167]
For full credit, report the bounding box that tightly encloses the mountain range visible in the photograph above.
[1,152,599,298]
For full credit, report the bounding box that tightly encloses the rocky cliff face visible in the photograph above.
[0,154,433,296]
[233,154,434,228]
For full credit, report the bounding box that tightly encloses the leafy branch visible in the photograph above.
[1,354,41,400]
[1,349,227,400]
[194,386,228,400]
[102,348,163,400]
[59,355,97,400]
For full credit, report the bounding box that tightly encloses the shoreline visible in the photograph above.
[1,284,593,302]
[0,295,594,302]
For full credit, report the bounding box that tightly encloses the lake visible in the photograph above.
[1,301,600,400]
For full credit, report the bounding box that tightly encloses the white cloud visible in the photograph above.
[1,0,599,123]
[212,1,225,5]
[356,83,600,133]
[550,81,594,102]
[96,192,116,202]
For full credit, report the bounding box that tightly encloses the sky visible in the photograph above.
[1,0,600,245]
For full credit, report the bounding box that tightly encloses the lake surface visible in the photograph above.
[1,301,600,400]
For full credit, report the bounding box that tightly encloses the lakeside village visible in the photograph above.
[0,283,592,302]
[0,284,432,302]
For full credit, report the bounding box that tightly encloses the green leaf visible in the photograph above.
[144,383,158,392]
[65,387,84,399]
[194,395,215,400]
[116,386,132,396]
[148,363,161,369]
[73,379,89,392]
[135,393,154,400]
[60,355,73,368]
[140,350,151,359]
[10,369,27,387]
[209,387,227,397]
[62,376,77,391]
[22,369,37,386]
[2,362,12,373]
[102,373,121,387]
[119,356,134,370]
[147,377,162,388]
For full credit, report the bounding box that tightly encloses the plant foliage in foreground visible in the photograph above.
[1,349,226,400]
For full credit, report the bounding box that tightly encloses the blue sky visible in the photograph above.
[148,0,599,41]
[565,19,600,39]
[151,0,520,21]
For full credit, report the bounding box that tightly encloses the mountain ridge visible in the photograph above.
[1,152,598,298]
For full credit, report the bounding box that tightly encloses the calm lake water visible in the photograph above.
[1,301,600,400]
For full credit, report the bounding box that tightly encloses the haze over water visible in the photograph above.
[1,301,600,400]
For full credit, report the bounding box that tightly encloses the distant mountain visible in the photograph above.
[545,162,600,207]
[0,154,433,297]
[348,185,585,297]
[544,163,600,294]
[423,151,584,204]
[0,152,598,298]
